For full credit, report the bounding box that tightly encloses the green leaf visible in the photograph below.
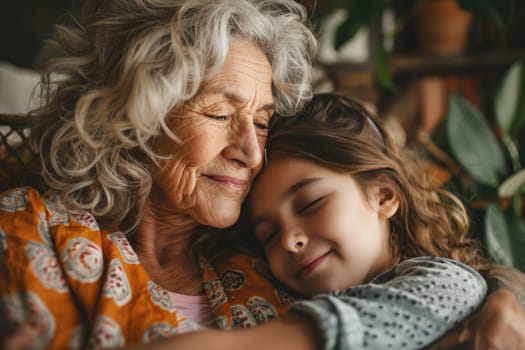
[446,95,507,186]
[334,17,364,50]
[498,169,525,197]
[456,0,513,28]
[495,61,525,135]
[374,44,396,91]
[506,214,525,273]
[484,204,513,265]
[334,2,385,49]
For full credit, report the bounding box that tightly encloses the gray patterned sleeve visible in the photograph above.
[289,257,487,350]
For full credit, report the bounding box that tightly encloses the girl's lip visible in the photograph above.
[206,175,248,191]
[296,250,332,279]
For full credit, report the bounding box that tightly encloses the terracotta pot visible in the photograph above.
[414,0,473,55]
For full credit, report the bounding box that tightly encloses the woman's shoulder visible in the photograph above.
[0,186,101,230]
[0,186,44,211]
[0,185,108,256]
[0,186,139,285]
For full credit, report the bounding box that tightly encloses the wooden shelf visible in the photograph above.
[322,50,525,81]
[391,50,525,76]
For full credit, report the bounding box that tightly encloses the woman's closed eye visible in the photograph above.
[205,114,229,121]
[254,121,269,130]
[204,114,269,132]
[254,113,271,132]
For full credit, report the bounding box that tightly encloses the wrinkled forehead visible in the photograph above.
[200,41,274,108]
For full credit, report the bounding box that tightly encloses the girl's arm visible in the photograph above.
[288,257,487,350]
[129,256,486,350]
[127,314,322,350]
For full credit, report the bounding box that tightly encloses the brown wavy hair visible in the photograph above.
[261,93,487,269]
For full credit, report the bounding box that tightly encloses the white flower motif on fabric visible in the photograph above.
[175,318,206,334]
[142,322,179,343]
[89,315,124,349]
[0,187,28,212]
[36,213,52,246]
[108,232,139,264]
[203,277,228,311]
[230,304,257,328]
[275,288,295,305]
[247,296,278,323]
[102,259,131,307]
[68,324,85,349]
[3,292,55,350]
[220,270,247,291]
[25,241,68,292]
[71,211,100,231]
[62,237,103,282]
[147,281,177,312]
[43,196,69,227]
[215,315,228,329]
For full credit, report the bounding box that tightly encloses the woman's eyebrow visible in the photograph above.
[204,88,274,111]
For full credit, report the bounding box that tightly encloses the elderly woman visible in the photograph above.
[0,0,315,347]
[0,0,524,349]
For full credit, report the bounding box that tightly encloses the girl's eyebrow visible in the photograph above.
[281,177,322,201]
[252,177,322,228]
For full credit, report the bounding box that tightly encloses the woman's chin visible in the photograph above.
[194,203,241,228]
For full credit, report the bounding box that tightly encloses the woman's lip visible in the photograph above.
[296,250,332,279]
[205,175,247,191]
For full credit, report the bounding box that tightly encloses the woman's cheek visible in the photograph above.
[153,160,198,205]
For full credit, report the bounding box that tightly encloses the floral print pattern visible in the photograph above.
[102,259,131,306]
[62,237,104,282]
[0,187,291,348]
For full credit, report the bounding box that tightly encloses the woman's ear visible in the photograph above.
[370,179,399,220]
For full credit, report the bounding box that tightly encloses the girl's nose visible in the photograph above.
[281,227,308,253]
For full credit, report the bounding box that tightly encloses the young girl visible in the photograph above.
[246,93,488,348]
[132,93,488,350]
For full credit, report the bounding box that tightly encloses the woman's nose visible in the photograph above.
[223,117,263,169]
[281,227,308,253]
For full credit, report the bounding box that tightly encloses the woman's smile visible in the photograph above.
[204,175,248,192]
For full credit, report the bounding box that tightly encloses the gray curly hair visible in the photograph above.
[31,0,317,233]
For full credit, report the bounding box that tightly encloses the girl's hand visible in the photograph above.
[426,288,525,350]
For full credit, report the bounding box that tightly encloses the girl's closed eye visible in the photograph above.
[297,196,326,214]
[255,223,280,247]
[261,230,279,246]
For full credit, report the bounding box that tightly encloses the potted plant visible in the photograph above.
[413,0,473,55]
[318,0,515,90]
[424,60,525,271]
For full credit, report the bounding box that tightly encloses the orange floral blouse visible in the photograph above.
[0,187,291,349]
